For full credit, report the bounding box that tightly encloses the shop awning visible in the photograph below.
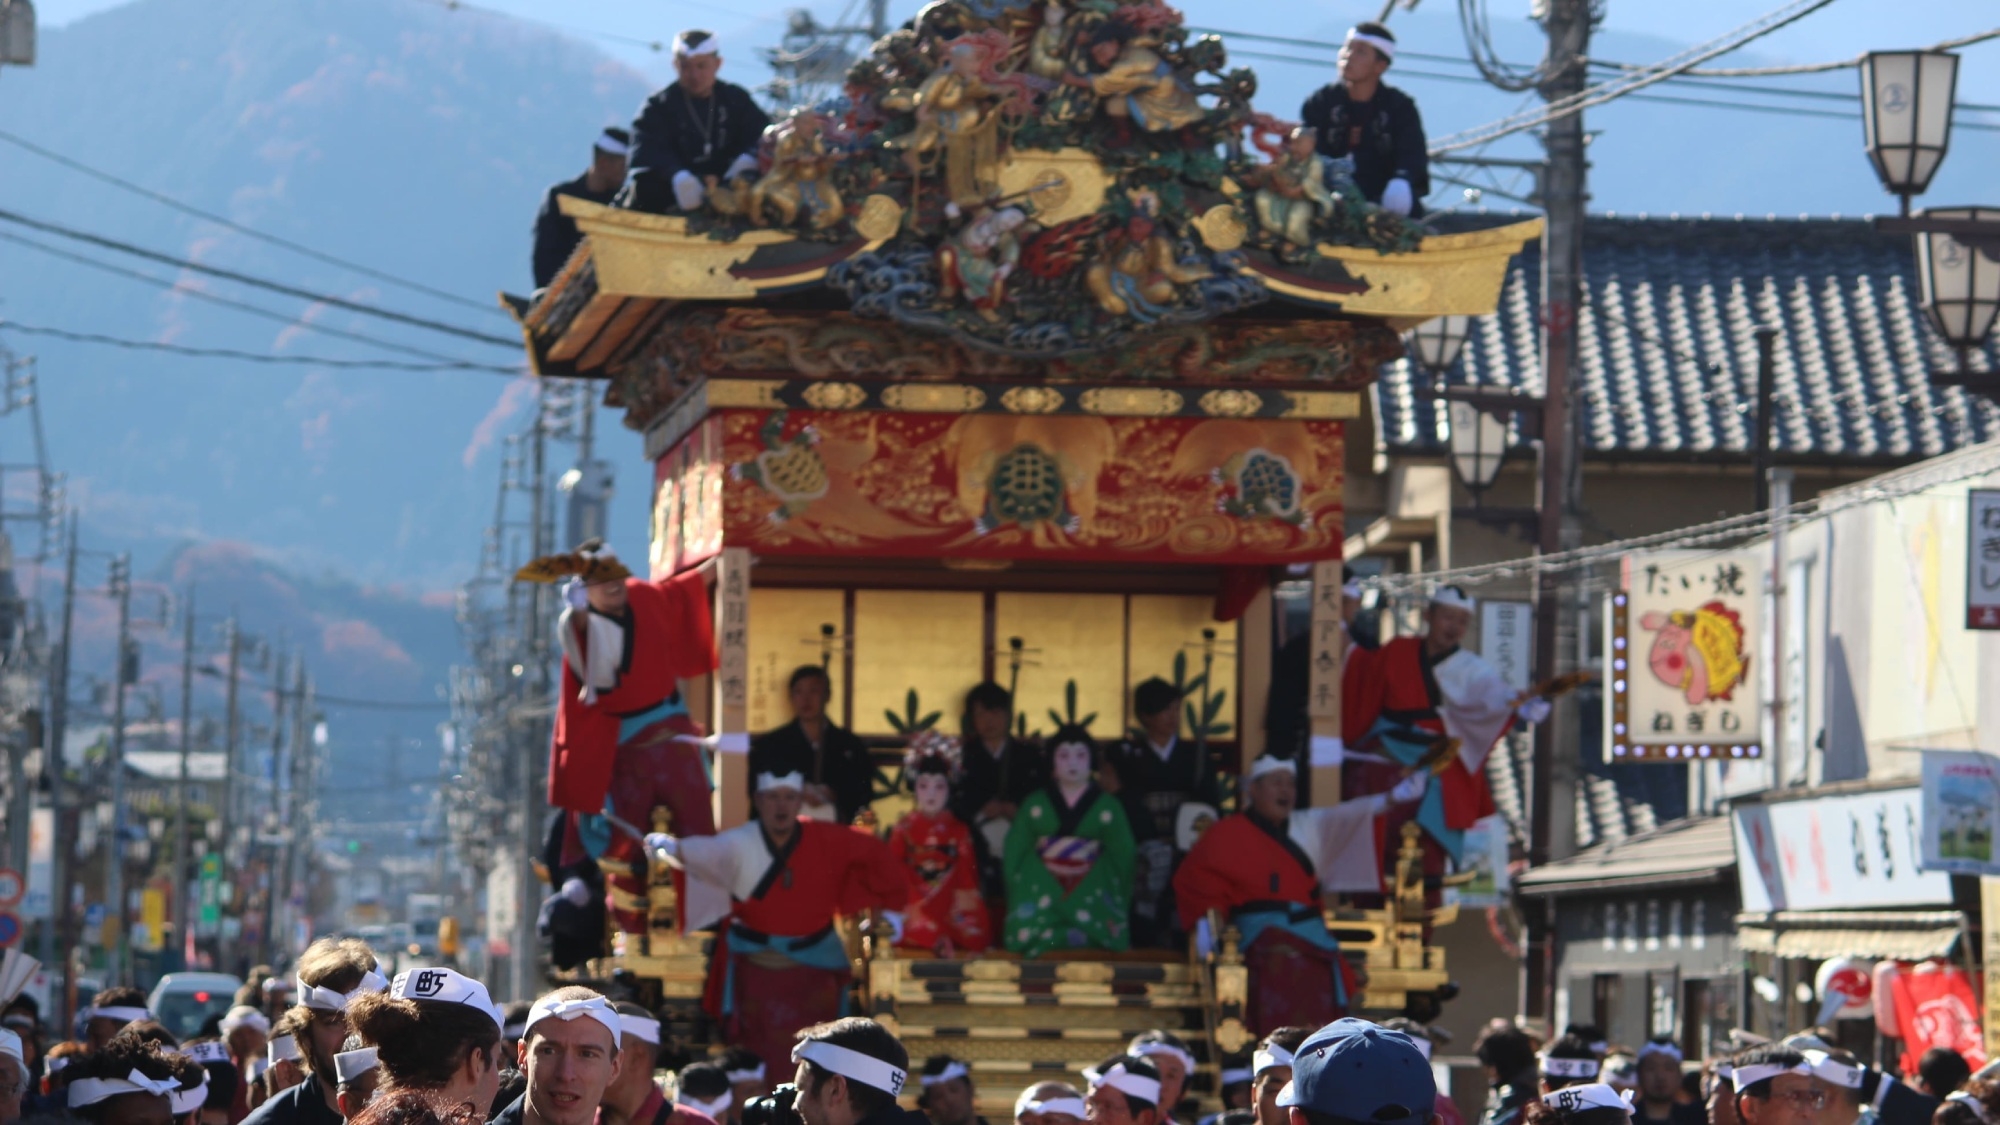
[1735,911,1965,960]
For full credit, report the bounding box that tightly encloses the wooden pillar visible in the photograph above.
[1306,559,1347,804]
[712,546,752,830]
[1237,584,1272,779]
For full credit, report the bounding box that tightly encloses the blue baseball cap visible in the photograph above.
[1277,1019,1436,1124]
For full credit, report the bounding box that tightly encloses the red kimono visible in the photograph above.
[888,810,992,954]
[672,818,909,1070]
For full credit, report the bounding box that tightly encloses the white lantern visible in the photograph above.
[1914,206,2000,359]
[1447,398,1508,493]
[1860,51,1958,211]
[1406,315,1472,379]
[0,0,32,67]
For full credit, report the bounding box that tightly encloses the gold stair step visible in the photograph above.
[901,1035,1137,1065]
[897,1025,1149,1041]
[896,958,1202,986]
[895,988,1201,1008]
[882,1004,1198,1031]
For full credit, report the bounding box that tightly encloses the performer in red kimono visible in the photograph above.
[645,770,908,1070]
[1341,585,1548,886]
[517,540,721,934]
[887,731,992,955]
[1173,755,1425,1033]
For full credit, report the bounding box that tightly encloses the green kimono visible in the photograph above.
[1003,783,1136,957]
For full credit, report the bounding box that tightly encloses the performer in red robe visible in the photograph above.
[887,732,992,955]
[1341,585,1548,887]
[1174,755,1424,1033]
[517,540,720,934]
[646,770,908,1070]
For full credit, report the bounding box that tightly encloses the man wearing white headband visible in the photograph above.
[1173,752,1427,1030]
[84,988,155,1050]
[1084,1054,1163,1125]
[517,539,718,941]
[645,770,906,1074]
[916,1055,979,1125]
[1126,1034,1195,1123]
[242,938,384,1125]
[625,28,770,214]
[675,1062,736,1125]
[1729,1045,1821,1125]
[1015,1081,1086,1125]
[790,1019,926,1125]
[1249,1028,1308,1125]
[531,126,632,288]
[721,1049,768,1115]
[602,1001,708,1125]
[493,988,622,1125]
[1342,583,1548,902]
[1298,20,1430,217]
[1633,1039,1699,1125]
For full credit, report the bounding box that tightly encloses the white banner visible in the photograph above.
[1480,601,1532,692]
[1921,750,2000,876]
[1970,490,2000,629]
[1735,786,1953,911]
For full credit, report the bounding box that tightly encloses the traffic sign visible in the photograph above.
[0,911,20,949]
[0,869,21,907]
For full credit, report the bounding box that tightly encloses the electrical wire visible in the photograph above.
[0,321,521,373]
[1588,26,2000,79]
[0,127,508,320]
[0,206,522,350]
[1457,0,1555,94]
[0,230,504,367]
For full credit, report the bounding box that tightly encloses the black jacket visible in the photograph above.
[1299,81,1430,207]
[949,736,1045,826]
[748,719,877,825]
[531,171,619,288]
[243,1074,344,1125]
[1108,735,1222,843]
[491,1093,526,1125]
[630,80,769,184]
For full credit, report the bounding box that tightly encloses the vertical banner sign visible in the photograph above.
[197,854,221,933]
[1481,601,1533,691]
[1306,560,1346,803]
[1984,877,2000,1060]
[712,547,753,831]
[23,807,51,920]
[1608,549,1764,762]
[1921,750,2000,876]
[1969,490,2000,629]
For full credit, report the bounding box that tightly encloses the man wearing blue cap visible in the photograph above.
[1278,1020,1438,1125]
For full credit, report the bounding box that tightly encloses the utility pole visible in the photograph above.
[1752,327,1779,511]
[173,589,194,969]
[261,647,287,965]
[1525,0,1594,1026]
[217,616,240,971]
[284,663,312,953]
[513,384,551,1001]
[42,516,75,1019]
[104,554,132,984]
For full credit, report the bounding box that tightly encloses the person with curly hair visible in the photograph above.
[243,939,386,1125]
[64,1031,193,1125]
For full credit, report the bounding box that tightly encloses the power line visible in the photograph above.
[0,127,509,320]
[1589,26,2000,78]
[0,230,505,367]
[0,206,522,351]
[0,320,521,373]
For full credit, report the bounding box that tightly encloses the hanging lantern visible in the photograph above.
[1914,206,2000,365]
[1406,315,1472,379]
[1859,51,1958,213]
[0,0,32,67]
[1447,398,1508,494]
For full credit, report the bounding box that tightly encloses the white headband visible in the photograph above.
[1544,1085,1630,1115]
[46,1056,71,1075]
[1344,27,1396,61]
[595,131,630,157]
[757,771,805,793]
[1248,757,1296,782]
[268,1036,301,1065]
[922,1062,971,1088]
[87,1006,153,1023]
[1804,1052,1865,1090]
[1023,1098,1088,1120]
[1431,586,1475,612]
[1253,1045,1294,1078]
[1543,1057,1603,1079]
[673,33,720,58]
[185,1042,232,1066]
[334,1047,380,1084]
[1735,1062,1813,1090]
[391,968,505,1030]
[1221,1068,1253,1085]
[1949,1092,1993,1125]
[1133,1042,1196,1078]
[793,1040,908,1096]
[220,1007,270,1036]
[726,1063,767,1084]
[298,969,388,1012]
[171,1078,211,1115]
[1088,1063,1162,1106]
[0,1030,19,1064]
[68,1070,182,1108]
[1638,1042,1683,1064]
[681,1092,734,1118]
[525,994,622,1048]
[619,1013,662,1046]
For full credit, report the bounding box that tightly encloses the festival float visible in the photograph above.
[508,0,1537,1109]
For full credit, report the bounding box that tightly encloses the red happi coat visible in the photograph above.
[548,571,717,813]
[1342,636,1499,832]
[888,809,992,953]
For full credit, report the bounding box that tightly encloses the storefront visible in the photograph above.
[1516,815,1741,1054]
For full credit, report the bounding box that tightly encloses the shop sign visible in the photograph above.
[1969,490,2000,629]
[1735,787,1952,911]
[1607,550,1763,762]
[1920,750,2000,876]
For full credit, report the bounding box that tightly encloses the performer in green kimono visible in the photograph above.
[1004,725,1136,957]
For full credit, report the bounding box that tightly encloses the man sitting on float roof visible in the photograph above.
[1172,755,1426,1033]
[623,30,770,215]
[646,770,906,1077]
[1299,22,1430,217]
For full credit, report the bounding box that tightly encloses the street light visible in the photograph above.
[1915,206,2000,376]
[1859,51,1958,216]
[1447,396,1509,495]
[1406,315,1472,380]
[0,0,32,67]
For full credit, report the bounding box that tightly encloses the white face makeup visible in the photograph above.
[914,772,951,816]
[1053,742,1092,786]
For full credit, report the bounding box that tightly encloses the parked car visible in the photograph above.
[147,972,243,1041]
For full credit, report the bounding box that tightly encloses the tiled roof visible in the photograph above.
[1483,686,1682,852]
[1515,814,1737,896]
[1376,215,2000,463]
